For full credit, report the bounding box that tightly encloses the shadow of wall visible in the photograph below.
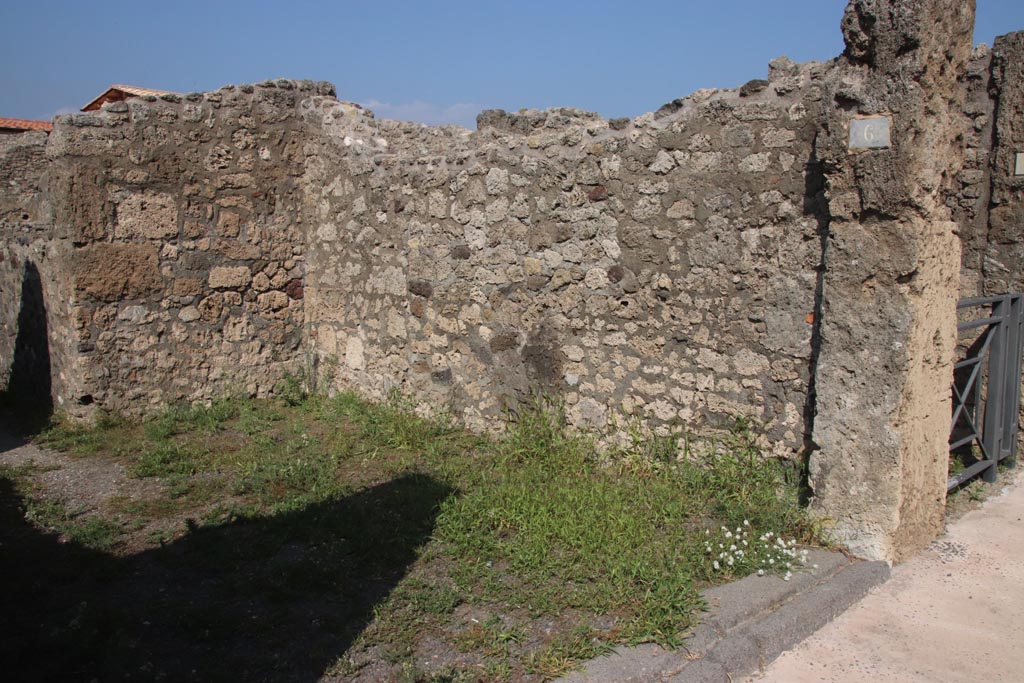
[3,260,52,429]
[0,473,453,682]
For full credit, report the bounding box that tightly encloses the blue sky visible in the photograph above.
[2,1,1022,129]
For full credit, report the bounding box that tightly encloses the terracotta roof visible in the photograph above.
[0,117,53,132]
[109,84,178,98]
[82,84,181,112]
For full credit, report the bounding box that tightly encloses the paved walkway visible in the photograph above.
[746,467,1024,683]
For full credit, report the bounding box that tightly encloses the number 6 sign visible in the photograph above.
[849,115,893,150]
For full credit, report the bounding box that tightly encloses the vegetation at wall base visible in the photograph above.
[3,388,815,682]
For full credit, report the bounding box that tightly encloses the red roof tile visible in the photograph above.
[109,84,177,97]
[82,84,181,111]
[0,117,53,132]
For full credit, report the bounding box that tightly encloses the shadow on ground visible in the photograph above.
[0,473,453,682]
[0,416,28,453]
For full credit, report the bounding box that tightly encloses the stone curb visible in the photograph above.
[558,549,890,683]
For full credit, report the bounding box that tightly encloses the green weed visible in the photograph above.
[22,496,123,551]
[275,372,309,407]
[455,615,524,658]
[131,441,204,478]
[23,389,814,677]
[144,397,241,439]
[394,578,463,617]
[525,625,614,680]
[39,413,122,453]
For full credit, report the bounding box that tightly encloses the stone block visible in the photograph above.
[208,266,252,289]
[178,306,201,322]
[115,192,178,239]
[257,290,288,311]
[73,243,163,302]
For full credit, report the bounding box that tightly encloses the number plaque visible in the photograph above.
[849,116,892,150]
[1015,152,1024,176]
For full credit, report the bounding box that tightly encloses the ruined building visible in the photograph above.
[2,0,1022,561]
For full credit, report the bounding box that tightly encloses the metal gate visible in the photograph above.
[949,294,1024,491]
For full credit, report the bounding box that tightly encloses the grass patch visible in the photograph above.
[525,625,614,680]
[7,480,124,552]
[437,407,809,647]
[38,410,127,454]
[18,390,814,681]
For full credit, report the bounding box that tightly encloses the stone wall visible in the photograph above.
[952,31,1024,478]
[0,130,74,413]
[1,131,49,388]
[954,44,997,297]
[39,81,333,416]
[954,32,1024,298]
[300,62,828,453]
[982,32,1024,295]
[12,65,843,455]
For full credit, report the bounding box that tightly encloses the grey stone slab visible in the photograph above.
[701,549,849,633]
[741,560,890,670]
[557,556,886,683]
[677,622,720,658]
[798,548,851,577]
[703,631,762,675]
[663,657,730,683]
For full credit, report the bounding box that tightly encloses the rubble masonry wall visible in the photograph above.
[2,3,1022,561]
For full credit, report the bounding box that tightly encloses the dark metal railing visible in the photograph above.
[948,293,1024,491]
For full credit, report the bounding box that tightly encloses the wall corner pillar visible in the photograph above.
[808,0,976,562]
